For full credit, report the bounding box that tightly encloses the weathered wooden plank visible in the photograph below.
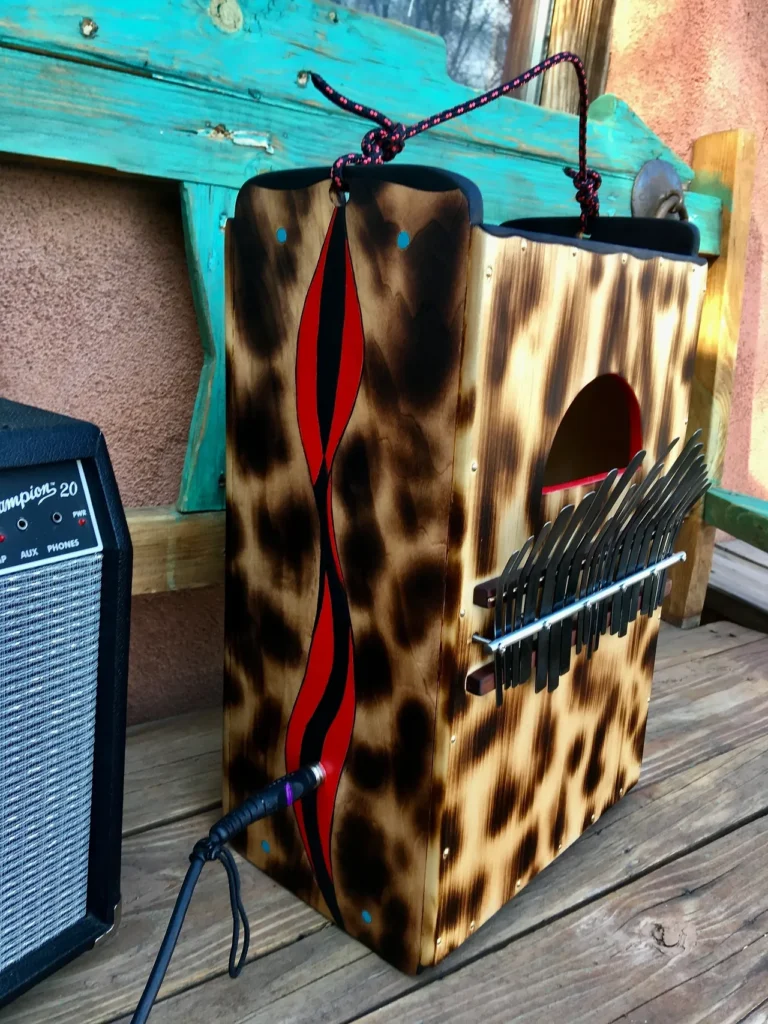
[3,811,325,1024]
[654,618,763,672]
[501,0,552,103]
[664,129,758,626]
[108,698,768,1023]
[177,182,236,512]
[613,936,768,1023]
[705,486,768,554]
[352,815,768,1023]
[540,0,617,114]
[126,506,224,594]
[641,638,768,788]
[0,0,695,182]
[123,709,222,837]
[710,540,768,613]
[9,625,764,1023]
[0,49,723,254]
[717,537,768,569]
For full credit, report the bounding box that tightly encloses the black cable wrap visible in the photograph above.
[131,764,324,1024]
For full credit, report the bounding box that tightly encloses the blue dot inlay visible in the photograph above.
[276,227,288,244]
[261,839,271,853]
[397,231,410,250]
[361,910,372,924]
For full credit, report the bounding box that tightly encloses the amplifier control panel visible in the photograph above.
[0,460,102,575]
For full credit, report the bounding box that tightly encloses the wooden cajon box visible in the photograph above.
[223,166,708,973]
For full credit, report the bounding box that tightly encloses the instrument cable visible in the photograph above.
[130,763,325,1023]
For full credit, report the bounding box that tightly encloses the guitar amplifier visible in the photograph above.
[0,398,132,1007]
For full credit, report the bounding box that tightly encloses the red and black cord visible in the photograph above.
[310,52,601,231]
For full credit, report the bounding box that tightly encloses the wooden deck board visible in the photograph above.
[352,816,768,1023]
[124,702,768,1024]
[11,620,768,1024]
[123,709,222,836]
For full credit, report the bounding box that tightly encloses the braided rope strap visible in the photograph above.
[311,52,601,231]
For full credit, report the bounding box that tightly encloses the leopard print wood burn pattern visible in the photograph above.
[225,171,708,973]
[224,172,471,973]
[422,230,707,964]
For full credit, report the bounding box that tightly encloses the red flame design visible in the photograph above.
[285,208,363,923]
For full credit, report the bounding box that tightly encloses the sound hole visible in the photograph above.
[542,374,642,493]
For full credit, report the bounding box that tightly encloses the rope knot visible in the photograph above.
[313,56,600,226]
[361,123,406,163]
[565,166,602,228]
[330,120,407,192]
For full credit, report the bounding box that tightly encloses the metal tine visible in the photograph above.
[651,469,709,609]
[533,501,585,691]
[518,505,575,690]
[630,450,706,620]
[564,451,647,666]
[604,439,681,639]
[543,488,601,691]
[566,452,647,658]
[616,441,705,636]
[654,483,709,610]
[493,549,518,705]
[638,455,703,616]
[495,550,518,637]
[579,445,664,649]
[581,453,663,651]
[576,481,640,654]
[509,526,552,688]
[494,547,519,704]
[641,438,706,613]
[495,537,534,701]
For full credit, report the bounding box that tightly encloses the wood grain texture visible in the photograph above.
[540,0,617,114]
[664,130,758,627]
[0,1,695,182]
[110,637,768,1024]
[356,815,768,1023]
[501,0,553,103]
[126,506,224,594]
[654,618,763,671]
[11,623,764,1024]
[123,709,222,837]
[707,539,768,631]
[423,225,708,965]
[705,486,768,553]
[0,49,722,255]
[224,174,470,972]
[178,182,237,512]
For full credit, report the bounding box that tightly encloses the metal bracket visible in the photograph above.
[632,159,689,221]
[94,899,122,948]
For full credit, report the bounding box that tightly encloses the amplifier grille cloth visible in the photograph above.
[0,554,102,971]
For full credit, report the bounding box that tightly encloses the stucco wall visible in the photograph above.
[607,0,768,500]
[0,160,223,724]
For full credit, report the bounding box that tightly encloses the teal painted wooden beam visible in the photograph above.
[0,48,722,254]
[704,487,768,554]
[178,182,236,512]
[0,0,694,182]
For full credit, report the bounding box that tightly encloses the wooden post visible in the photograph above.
[664,129,757,628]
[539,0,617,113]
[502,0,554,102]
